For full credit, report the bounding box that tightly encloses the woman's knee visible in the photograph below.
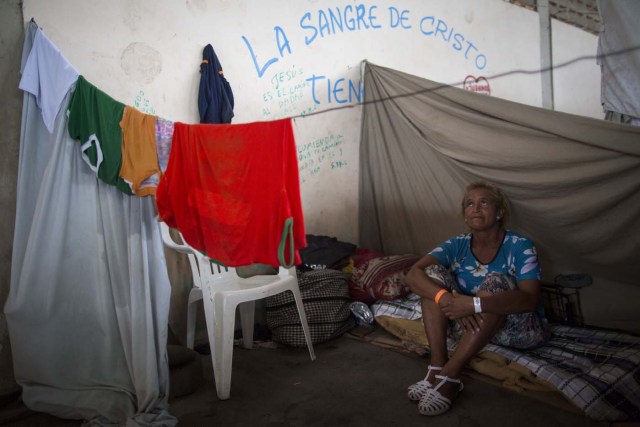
[480,312,505,332]
[421,295,439,312]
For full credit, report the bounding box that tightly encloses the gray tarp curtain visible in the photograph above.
[597,0,640,123]
[359,62,640,285]
[5,21,176,426]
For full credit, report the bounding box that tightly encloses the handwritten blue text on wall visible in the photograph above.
[243,4,488,108]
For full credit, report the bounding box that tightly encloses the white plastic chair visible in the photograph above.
[159,222,204,349]
[159,222,316,400]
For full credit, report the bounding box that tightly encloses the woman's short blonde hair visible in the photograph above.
[460,180,511,228]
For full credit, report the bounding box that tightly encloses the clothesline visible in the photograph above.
[19,21,306,268]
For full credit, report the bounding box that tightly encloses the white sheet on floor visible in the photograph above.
[5,20,176,427]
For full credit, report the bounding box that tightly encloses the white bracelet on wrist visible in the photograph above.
[473,297,482,314]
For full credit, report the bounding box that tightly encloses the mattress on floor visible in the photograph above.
[372,295,640,422]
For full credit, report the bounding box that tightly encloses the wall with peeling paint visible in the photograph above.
[21,0,601,245]
[14,0,603,341]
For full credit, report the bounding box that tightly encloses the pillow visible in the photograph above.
[349,255,420,303]
[352,247,385,268]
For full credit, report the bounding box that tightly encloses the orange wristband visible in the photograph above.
[434,289,449,305]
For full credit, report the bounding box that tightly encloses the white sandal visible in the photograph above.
[418,374,463,416]
[407,365,442,401]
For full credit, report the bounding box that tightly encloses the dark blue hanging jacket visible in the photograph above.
[198,44,234,124]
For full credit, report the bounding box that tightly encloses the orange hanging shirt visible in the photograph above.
[119,106,161,196]
[156,118,306,267]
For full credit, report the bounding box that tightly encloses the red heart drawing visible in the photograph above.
[463,75,491,95]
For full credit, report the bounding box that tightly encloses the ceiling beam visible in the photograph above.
[504,0,601,35]
[539,0,555,110]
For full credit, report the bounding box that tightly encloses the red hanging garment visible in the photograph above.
[156,118,306,267]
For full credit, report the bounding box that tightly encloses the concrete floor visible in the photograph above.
[1,327,620,427]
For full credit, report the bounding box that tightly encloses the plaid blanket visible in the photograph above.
[372,296,640,421]
[483,325,640,421]
[371,292,422,320]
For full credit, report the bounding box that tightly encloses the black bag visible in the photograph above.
[298,234,357,271]
[265,269,354,347]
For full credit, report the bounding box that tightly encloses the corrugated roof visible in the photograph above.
[504,0,601,35]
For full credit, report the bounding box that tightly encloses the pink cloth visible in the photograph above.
[155,117,174,172]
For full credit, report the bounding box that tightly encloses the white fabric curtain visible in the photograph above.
[4,21,176,426]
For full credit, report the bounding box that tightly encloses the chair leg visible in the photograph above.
[212,296,237,400]
[201,288,219,395]
[186,304,197,350]
[186,289,202,349]
[238,301,255,350]
[290,287,316,361]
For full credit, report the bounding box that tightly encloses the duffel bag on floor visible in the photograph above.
[265,269,354,347]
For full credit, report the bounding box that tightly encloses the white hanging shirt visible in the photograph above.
[19,27,79,133]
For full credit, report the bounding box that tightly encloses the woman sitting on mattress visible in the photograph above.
[405,179,548,416]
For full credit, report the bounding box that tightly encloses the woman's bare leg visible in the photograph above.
[421,297,449,380]
[437,290,504,397]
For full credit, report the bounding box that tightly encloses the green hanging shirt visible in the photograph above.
[68,75,131,195]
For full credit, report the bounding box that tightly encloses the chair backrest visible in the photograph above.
[159,221,205,289]
[159,221,296,286]
[202,259,295,284]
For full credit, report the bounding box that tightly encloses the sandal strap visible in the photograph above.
[433,375,462,392]
[407,366,443,401]
[418,374,464,415]
[427,365,443,372]
[418,386,453,416]
[434,374,461,384]
[407,379,431,397]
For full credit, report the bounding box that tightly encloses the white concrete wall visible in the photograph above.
[552,18,601,118]
[23,0,602,245]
